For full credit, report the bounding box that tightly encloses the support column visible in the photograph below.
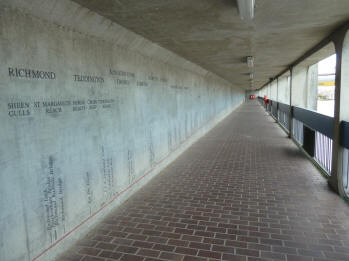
[289,68,293,139]
[330,30,347,194]
[276,77,279,102]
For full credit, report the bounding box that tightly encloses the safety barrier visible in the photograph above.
[258,96,334,176]
[278,102,291,132]
[293,118,304,145]
[293,106,334,174]
[271,101,278,119]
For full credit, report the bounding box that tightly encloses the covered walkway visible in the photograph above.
[59,101,349,261]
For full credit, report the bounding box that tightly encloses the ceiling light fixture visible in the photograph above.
[247,56,254,68]
[237,0,255,21]
[249,73,254,80]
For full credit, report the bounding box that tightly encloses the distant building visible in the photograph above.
[318,74,335,100]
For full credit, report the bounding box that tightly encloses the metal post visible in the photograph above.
[289,68,293,138]
[276,78,279,121]
[276,77,279,102]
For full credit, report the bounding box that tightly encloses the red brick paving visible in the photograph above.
[58,101,349,261]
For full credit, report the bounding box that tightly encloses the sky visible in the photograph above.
[318,54,336,75]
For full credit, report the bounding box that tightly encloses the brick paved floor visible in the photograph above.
[59,101,349,261]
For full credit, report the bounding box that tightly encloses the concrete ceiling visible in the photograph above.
[71,0,349,90]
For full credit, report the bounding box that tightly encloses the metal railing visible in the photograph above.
[278,102,291,132]
[293,106,334,174]
[267,102,271,112]
[315,131,333,173]
[271,101,278,119]
[292,118,304,145]
[257,97,349,195]
[258,97,334,176]
[257,96,265,106]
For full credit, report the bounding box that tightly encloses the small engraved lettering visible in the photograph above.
[42,101,71,107]
[148,75,159,81]
[73,74,104,83]
[46,107,62,114]
[116,79,130,85]
[110,69,135,78]
[73,106,85,111]
[171,85,189,90]
[137,81,148,87]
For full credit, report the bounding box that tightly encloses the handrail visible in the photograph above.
[257,97,349,191]
[271,101,278,118]
[293,106,334,139]
[257,97,333,139]
[257,97,334,175]
[278,102,291,114]
[271,101,278,110]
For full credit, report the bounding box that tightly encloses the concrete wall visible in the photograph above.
[259,84,269,98]
[291,67,308,108]
[291,64,318,110]
[278,76,290,104]
[270,82,278,100]
[259,86,268,98]
[0,1,245,261]
[258,64,316,108]
[307,64,318,110]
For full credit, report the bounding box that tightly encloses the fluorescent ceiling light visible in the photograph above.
[249,73,254,80]
[237,0,255,21]
[247,56,254,68]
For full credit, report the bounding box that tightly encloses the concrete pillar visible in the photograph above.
[291,66,308,108]
[331,28,348,196]
[276,78,279,102]
[291,64,318,110]
[289,68,294,138]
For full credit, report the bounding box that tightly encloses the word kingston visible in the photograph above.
[8,67,56,80]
